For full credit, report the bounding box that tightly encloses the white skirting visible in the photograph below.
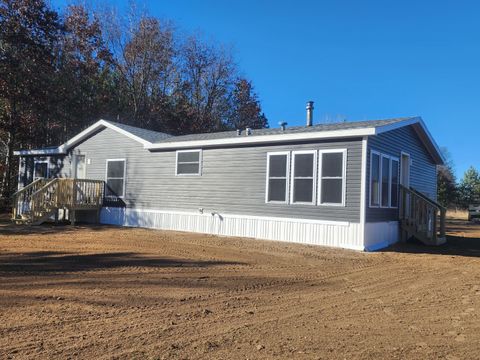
[100,207,364,251]
[364,221,399,251]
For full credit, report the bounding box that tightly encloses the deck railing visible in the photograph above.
[12,178,49,220]
[399,185,446,245]
[13,178,104,224]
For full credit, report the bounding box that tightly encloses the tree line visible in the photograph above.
[0,0,268,199]
[437,148,480,209]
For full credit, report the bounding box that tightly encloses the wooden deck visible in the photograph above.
[12,178,104,225]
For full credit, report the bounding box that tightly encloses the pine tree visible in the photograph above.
[227,78,268,130]
[458,166,480,207]
[437,147,457,207]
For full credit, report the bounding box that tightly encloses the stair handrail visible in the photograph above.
[399,185,446,242]
[30,178,59,223]
[407,185,446,212]
[30,178,59,199]
[11,178,45,198]
[11,178,49,220]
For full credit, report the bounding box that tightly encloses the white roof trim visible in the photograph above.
[14,148,63,156]
[14,116,444,164]
[375,116,444,164]
[14,119,153,156]
[61,119,152,150]
[145,127,378,150]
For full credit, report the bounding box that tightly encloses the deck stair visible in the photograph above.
[12,178,104,225]
[399,185,446,246]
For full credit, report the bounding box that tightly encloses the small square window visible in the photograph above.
[176,150,202,175]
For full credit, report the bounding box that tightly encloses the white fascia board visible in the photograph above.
[14,119,154,156]
[14,148,64,156]
[415,119,445,164]
[62,119,152,151]
[373,117,420,134]
[146,127,377,150]
[374,116,444,164]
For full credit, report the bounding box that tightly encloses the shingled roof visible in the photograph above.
[154,117,412,144]
[105,121,172,143]
[14,116,444,164]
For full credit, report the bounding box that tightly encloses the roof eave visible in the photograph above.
[374,116,444,165]
[13,148,65,156]
[145,127,377,150]
[61,119,153,151]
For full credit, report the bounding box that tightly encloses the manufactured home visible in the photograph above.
[13,104,446,251]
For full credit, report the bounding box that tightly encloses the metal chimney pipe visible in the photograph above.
[306,101,314,126]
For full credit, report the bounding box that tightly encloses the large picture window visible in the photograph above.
[318,149,346,206]
[370,150,399,208]
[291,151,316,204]
[176,150,202,176]
[266,152,289,203]
[106,159,126,198]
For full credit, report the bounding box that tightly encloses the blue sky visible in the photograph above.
[52,0,480,179]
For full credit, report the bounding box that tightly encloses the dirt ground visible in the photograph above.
[1,219,480,359]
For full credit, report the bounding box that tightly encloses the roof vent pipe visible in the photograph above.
[279,121,287,131]
[236,129,242,136]
[306,101,314,127]
[245,127,252,135]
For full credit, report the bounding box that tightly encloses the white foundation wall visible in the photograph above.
[100,207,365,251]
[364,221,400,251]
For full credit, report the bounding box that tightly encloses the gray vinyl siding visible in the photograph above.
[65,127,362,222]
[18,155,70,188]
[366,125,437,223]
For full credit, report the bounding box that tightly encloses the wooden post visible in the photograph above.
[12,194,17,220]
[440,208,446,238]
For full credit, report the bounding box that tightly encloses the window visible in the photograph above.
[370,152,380,207]
[318,150,346,206]
[266,152,289,203]
[176,150,202,176]
[390,159,399,207]
[370,150,399,208]
[381,155,390,207]
[34,160,49,180]
[291,151,316,204]
[106,159,126,198]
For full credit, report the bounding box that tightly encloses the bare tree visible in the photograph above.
[178,35,236,133]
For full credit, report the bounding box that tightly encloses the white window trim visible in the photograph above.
[33,159,49,180]
[175,149,202,176]
[369,150,399,209]
[105,158,126,198]
[265,151,290,204]
[290,150,317,205]
[317,149,347,207]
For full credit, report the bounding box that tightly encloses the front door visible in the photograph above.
[74,155,86,179]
